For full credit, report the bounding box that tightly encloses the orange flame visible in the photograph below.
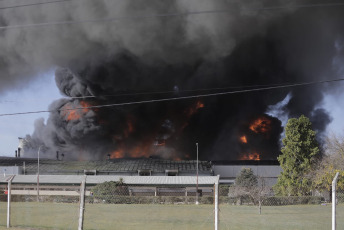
[240,153,261,161]
[185,100,204,117]
[249,117,271,134]
[240,135,248,144]
[109,137,183,160]
[61,101,91,121]
[196,101,205,109]
[110,137,155,159]
[181,100,205,130]
[124,117,135,138]
[111,149,125,158]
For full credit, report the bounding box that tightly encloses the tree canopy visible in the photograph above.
[235,168,258,187]
[274,115,320,196]
[312,133,344,190]
[231,168,270,214]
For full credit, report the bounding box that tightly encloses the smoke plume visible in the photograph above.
[2,0,343,160]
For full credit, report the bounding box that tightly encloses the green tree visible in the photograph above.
[312,133,344,191]
[230,168,270,214]
[235,168,258,187]
[274,115,320,196]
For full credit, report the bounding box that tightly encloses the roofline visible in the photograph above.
[212,160,279,165]
[0,175,220,185]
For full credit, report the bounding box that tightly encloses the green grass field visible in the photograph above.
[0,202,342,229]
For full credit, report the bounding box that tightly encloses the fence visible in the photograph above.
[217,175,344,230]
[84,183,218,229]
[0,175,219,230]
[0,176,81,229]
[0,174,343,230]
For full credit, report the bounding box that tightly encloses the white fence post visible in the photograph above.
[7,175,15,228]
[78,178,86,230]
[332,172,340,230]
[215,175,219,230]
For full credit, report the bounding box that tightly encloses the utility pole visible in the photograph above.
[196,143,199,205]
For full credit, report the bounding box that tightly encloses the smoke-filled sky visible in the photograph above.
[0,0,344,160]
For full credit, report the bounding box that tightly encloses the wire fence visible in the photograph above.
[0,176,219,229]
[218,185,344,230]
[0,193,7,227]
[1,183,80,229]
[0,176,343,230]
[84,184,216,230]
[337,187,344,229]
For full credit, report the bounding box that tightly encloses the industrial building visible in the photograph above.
[0,157,281,184]
[212,160,282,186]
[0,157,213,176]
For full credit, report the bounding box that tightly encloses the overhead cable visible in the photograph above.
[0,78,343,117]
[0,0,72,10]
[68,82,290,99]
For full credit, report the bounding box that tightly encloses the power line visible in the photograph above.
[1,2,344,30]
[0,0,72,10]
[0,78,342,117]
[0,82,292,103]
[68,82,289,99]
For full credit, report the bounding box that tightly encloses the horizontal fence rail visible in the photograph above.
[0,174,343,230]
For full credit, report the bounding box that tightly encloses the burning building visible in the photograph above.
[3,1,342,161]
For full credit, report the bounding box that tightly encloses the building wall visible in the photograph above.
[213,165,282,186]
[0,166,22,175]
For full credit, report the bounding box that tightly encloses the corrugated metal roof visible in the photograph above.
[0,175,219,185]
[0,157,213,175]
[1,175,85,184]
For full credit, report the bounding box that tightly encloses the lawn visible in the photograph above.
[0,202,342,229]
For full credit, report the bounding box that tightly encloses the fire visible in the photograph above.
[110,143,152,159]
[111,149,125,158]
[196,101,205,109]
[240,153,261,161]
[61,101,91,121]
[124,117,135,138]
[249,116,271,134]
[185,100,204,117]
[240,135,247,143]
[110,137,183,160]
[181,100,205,130]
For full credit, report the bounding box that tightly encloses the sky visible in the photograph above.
[0,70,61,157]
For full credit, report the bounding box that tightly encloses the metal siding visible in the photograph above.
[213,165,281,178]
[0,166,21,175]
[0,175,219,185]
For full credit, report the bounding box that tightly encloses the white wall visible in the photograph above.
[213,165,282,187]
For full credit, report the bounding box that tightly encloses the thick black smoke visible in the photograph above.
[4,0,344,160]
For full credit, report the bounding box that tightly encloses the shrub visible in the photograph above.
[91,179,129,203]
[262,196,323,206]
